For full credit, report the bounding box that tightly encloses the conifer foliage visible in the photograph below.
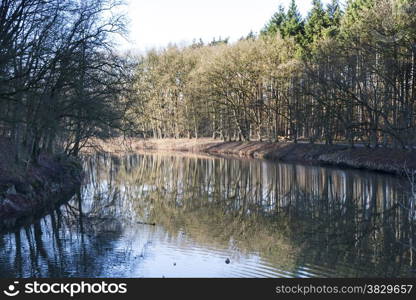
[130,0,416,148]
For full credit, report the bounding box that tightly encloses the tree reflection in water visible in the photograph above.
[0,153,415,277]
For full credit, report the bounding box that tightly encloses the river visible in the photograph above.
[0,152,415,277]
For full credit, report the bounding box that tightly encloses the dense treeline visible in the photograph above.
[0,0,132,165]
[130,0,416,149]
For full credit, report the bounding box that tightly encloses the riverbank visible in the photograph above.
[0,138,83,232]
[87,138,416,175]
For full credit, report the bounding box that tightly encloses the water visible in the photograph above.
[1,152,415,278]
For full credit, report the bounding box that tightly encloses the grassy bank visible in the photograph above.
[0,138,83,232]
[87,137,416,175]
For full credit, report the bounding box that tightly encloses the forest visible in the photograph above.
[0,0,133,165]
[1,0,416,169]
[129,0,416,149]
[1,0,416,280]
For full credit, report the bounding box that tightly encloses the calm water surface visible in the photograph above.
[1,152,415,277]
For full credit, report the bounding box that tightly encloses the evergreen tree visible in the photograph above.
[261,5,287,36]
[208,37,229,46]
[281,0,304,45]
[325,0,343,37]
[342,0,375,35]
[304,0,330,46]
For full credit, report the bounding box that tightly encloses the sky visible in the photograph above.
[120,0,335,52]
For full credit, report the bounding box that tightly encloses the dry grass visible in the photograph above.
[85,137,416,175]
[318,147,416,174]
[83,137,223,154]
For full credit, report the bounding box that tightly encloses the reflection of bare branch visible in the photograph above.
[3,152,415,277]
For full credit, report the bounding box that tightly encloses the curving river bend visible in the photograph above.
[1,152,415,278]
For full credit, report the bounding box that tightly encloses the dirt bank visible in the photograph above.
[0,139,83,232]
[87,138,416,175]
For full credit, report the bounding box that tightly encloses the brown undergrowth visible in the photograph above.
[85,137,416,175]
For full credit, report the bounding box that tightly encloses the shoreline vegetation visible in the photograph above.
[87,138,416,175]
[1,0,416,231]
[0,1,125,228]
[0,138,83,232]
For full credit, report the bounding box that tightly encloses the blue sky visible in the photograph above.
[121,0,335,52]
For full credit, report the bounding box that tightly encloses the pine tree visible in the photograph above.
[325,0,343,37]
[281,0,304,45]
[261,5,287,36]
[342,0,375,33]
[304,0,330,46]
[282,0,304,37]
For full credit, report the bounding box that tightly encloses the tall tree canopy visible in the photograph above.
[0,0,134,162]
[129,0,416,149]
